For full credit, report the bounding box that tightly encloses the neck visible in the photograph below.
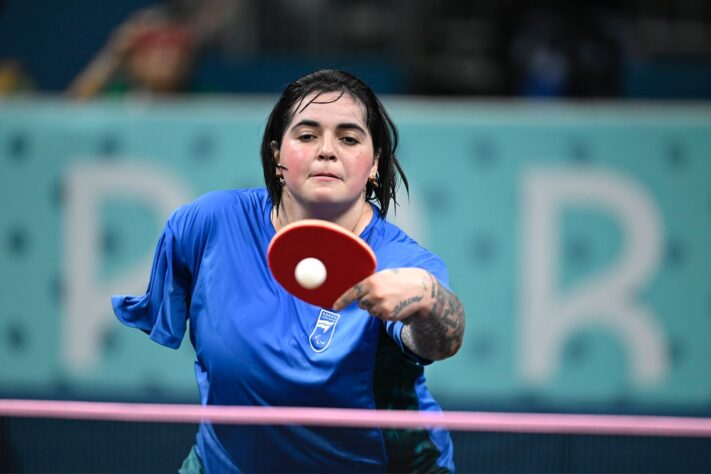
[273,193,373,235]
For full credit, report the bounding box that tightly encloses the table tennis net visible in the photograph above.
[2,400,711,473]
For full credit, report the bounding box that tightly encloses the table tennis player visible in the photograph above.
[112,69,465,473]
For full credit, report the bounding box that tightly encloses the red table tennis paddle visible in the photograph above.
[267,219,377,308]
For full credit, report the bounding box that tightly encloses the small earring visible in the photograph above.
[278,176,285,186]
[369,176,378,188]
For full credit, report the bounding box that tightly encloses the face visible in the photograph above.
[274,91,378,213]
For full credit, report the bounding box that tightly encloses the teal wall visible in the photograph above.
[1,98,710,412]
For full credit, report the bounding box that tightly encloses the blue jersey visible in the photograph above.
[112,188,454,473]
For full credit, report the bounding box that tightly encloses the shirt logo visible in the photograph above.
[309,309,340,352]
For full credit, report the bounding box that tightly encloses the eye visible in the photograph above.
[341,136,359,145]
[298,133,316,142]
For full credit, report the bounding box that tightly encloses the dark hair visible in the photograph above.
[260,69,408,216]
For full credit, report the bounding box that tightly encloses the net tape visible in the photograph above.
[1,399,710,437]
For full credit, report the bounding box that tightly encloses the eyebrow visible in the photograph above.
[291,119,367,135]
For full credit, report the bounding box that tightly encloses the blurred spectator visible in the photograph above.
[67,7,196,99]
[66,1,251,99]
[0,59,35,95]
[508,5,624,98]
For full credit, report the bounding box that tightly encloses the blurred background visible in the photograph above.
[1,0,711,472]
[2,0,711,98]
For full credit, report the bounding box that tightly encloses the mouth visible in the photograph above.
[310,172,341,180]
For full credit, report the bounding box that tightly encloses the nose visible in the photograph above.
[317,134,337,161]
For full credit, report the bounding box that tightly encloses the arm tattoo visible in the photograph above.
[401,274,465,360]
[391,295,423,319]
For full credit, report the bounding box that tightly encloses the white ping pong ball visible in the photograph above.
[294,257,327,289]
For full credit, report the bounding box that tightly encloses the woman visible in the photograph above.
[113,69,465,473]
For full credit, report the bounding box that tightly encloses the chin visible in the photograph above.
[305,193,355,210]
[308,188,340,200]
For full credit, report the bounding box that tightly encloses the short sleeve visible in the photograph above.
[111,212,192,349]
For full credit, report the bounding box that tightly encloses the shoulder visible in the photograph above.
[187,188,267,213]
[167,188,269,239]
[172,188,268,222]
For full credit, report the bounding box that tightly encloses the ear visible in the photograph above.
[369,153,379,180]
[270,140,280,166]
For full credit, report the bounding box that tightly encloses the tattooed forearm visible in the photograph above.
[401,274,465,361]
[391,295,423,319]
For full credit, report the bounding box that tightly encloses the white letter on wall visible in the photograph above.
[62,161,191,374]
[520,168,667,387]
